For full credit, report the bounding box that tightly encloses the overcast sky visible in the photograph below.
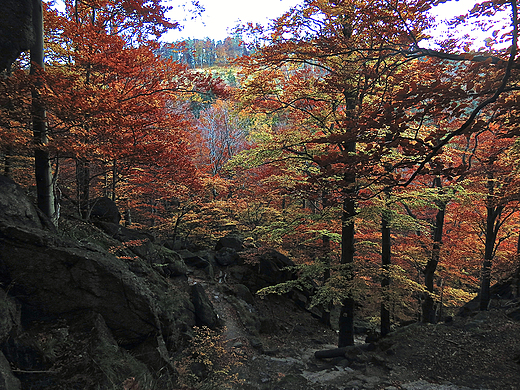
[163,0,480,42]
[52,0,483,43]
[163,0,302,41]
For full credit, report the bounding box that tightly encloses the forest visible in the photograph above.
[1,0,520,357]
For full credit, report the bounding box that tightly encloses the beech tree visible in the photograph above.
[235,0,520,342]
[31,0,56,221]
[39,0,226,222]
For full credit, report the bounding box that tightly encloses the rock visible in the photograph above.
[458,277,519,317]
[0,290,20,344]
[215,234,244,252]
[95,221,155,259]
[224,295,261,336]
[215,247,239,266]
[0,175,43,229]
[232,284,254,305]
[0,351,21,390]
[0,0,34,73]
[507,307,520,321]
[178,250,210,269]
[63,310,158,388]
[150,247,188,277]
[88,197,121,224]
[191,283,220,329]
[0,222,189,346]
[231,248,295,292]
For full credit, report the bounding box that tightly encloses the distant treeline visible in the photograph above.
[157,36,249,68]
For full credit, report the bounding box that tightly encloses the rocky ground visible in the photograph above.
[199,274,520,390]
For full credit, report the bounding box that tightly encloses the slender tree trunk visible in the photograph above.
[76,157,90,218]
[111,159,117,201]
[321,233,332,326]
[514,230,520,298]
[381,209,391,337]
[338,173,356,348]
[480,169,502,311]
[422,176,445,323]
[3,145,12,177]
[31,0,55,222]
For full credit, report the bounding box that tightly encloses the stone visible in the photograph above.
[0,175,43,229]
[0,290,20,344]
[507,307,520,321]
[0,351,21,390]
[234,249,296,292]
[0,0,34,73]
[215,247,239,266]
[95,221,155,259]
[88,197,121,224]
[0,222,194,346]
[190,283,220,329]
[215,234,244,252]
[232,284,254,305]
[178,250,210,269]
[149,247,187,277]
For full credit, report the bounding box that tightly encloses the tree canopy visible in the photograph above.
[1,0,520,347]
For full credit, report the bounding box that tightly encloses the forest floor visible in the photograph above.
[203,278,520,390]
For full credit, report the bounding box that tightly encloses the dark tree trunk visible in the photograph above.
[338,178,356,348]
[338,87,357,348]
[480,170,502,311]
[516,231,520,297]
[111,159,117,201]
[31,0,55,222]
[422,176,445,323]
[381,209,391,337]
[76,157,90,218]
[3,145,12,177]
[321,233,332,326]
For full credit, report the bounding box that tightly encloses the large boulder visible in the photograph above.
[0,0,34,73]
[0,290,20,344]
[0,176,43,229]
[215,234,244,252]
[230,248,296,293]
[0,223,164,345]
[0,351,20,390]
[190,283,221,329]
[89,197,121,224]
[215,247,239,266]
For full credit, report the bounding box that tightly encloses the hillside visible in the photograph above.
[1,175,519,390]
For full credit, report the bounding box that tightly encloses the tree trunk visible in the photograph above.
[422,176,445,323]
[111,159,117,201]
[321,233,332,326]
[516,230,520,297]
[3,145,12,177]
[381,209,391,337]
[338,86,357,348]
[480,170,502,311]
[31,0,55,222]
[76,157,90,218]
[338,179,355,348]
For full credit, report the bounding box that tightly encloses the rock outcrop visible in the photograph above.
[0,0,34,73]
[0,175,198,387]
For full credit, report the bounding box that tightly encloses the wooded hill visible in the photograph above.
[1,0,520,353]
[156,36,248,69]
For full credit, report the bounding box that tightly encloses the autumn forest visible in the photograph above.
[2,0,520,348]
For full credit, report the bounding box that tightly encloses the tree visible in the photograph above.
[236,0,437,346]
[40,0,224,221]
[31,0,56,221]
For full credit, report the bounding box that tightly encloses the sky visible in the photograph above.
[163,0,302,41]
[52,0,488,44]
[162,0,481,42]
